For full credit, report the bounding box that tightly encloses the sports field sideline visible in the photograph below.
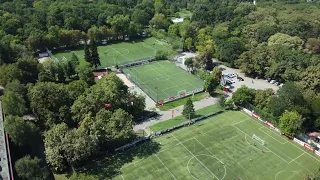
[122,61,204,102]
[110,110,320,180]
[53,37,172,67]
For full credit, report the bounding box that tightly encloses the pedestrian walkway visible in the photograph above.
[133,97,219,132]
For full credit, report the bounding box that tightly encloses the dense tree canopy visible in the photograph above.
[15,155,49,180]
[0,0,320,178]
[4,116,38,147]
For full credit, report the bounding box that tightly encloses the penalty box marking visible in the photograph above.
[258,127,287,144]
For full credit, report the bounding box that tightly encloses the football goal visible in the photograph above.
[178,90,187,96]
[252,134,265,146]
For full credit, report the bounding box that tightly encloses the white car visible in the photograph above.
[230,73,237,78]
[227,78,235,84]
[270,80,276,84]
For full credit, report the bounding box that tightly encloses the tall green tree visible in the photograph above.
[71,73,140,122]
[70,52,80,69]
[211,66,222,82]
[89,39,100,68]
[16,57,39,84]
[0,64,23,87]
[84,43,91,64]
[4,116,38,147]
[2,91,26,116]
[28,82,72,129]
[1,80,27,116]
[75,61,95,86]
[182,98,195,119]
[279,110,303,137]
[204,76,219,95]
[232,85,255,106]
[15,155,49,180]
[219,95,226,107]
[184,57,194,72]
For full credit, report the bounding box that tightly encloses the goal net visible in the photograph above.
[178,90,187,96]
[252,134,265,146]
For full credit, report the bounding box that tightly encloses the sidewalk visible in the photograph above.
[133,96,219,132]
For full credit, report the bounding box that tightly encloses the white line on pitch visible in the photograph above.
[288,153,305,163]
[155,154,177,180]
[171,134,220,180]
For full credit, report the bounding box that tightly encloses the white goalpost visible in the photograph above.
[252,134,265,146]
[177,90,187,96]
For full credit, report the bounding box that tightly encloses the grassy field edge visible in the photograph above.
[150,104,223,132]
[157,92,209,111]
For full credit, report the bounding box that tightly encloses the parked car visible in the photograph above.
[237,76,244,81]
[279,83,284,87]
[225,79,233,85]
[265,78,271,82]
[270,80,276,84]
[275,82,280,86]
[229,79,235,83]
[228,73,236,78]
[224,74,232,79]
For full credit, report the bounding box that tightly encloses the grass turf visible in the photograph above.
[150,104,223,132]
[178,9,192,18]
[157,92,209,111]
[70,110,320,180]
[122,61,204,102]
[52,37,172,67]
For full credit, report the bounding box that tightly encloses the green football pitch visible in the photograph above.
[52,37,172,67]
[108,110,320,180]
[122,61,204,102]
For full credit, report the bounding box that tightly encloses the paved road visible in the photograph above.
[133,96,219,132]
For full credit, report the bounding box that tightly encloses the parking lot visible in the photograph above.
[219,64,279,94]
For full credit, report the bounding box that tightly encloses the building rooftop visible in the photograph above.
[172,18,184,23]
[0,101,12,180]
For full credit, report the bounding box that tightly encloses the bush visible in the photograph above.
[155,50,168,60]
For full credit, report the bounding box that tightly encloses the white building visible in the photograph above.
[172,18,184,23]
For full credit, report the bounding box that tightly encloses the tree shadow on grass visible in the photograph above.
[76,140,161,179]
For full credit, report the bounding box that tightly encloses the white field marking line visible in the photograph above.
[288,152,305,164]
[121,174,125,180]
[157,138,197,154]
[187,81,199,89]
[274,170,299,180]
[154,154,177,180]
[274,170,284,180]
[142,42,157,52]
[293,160,314,174]
[237,162,258,180]
[193,138,227,180]
[244,134,271,153]
[171,134,220,180]
[71,51,81,60]
[259,127,287,144]
[187,157,200,180]
[129,69,159,99]
[239,111,320,164]
[234,125,289,163]
[231,117,250,126]
[110,46,131,61]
